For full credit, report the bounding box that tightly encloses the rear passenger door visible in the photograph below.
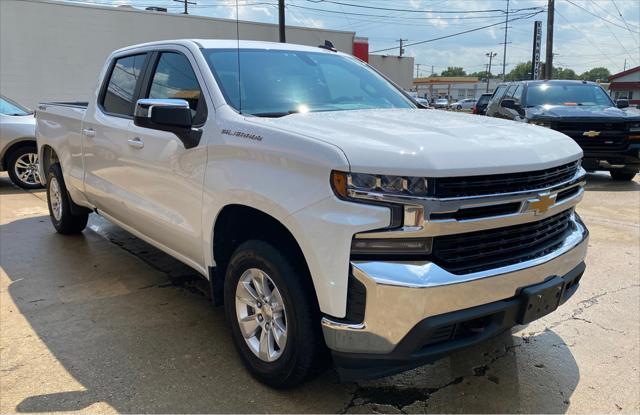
[83,52,149,217]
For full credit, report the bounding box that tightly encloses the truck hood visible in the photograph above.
[253,108,582,177]
[527,104,640,120]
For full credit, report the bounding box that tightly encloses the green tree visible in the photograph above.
[440,66,467,76]
[469,71,494,79]
[553,67,578,80]
[505,62,533,81]
[505,61,580,81]
[580,67,611,82]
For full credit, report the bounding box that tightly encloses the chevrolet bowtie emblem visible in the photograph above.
[528,193,557,215]
[583,130,601,138]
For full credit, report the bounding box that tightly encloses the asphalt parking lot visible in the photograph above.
[1,172,639,414]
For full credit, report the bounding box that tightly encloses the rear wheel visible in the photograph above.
[224,240,325,388]
[610,169,638,181]
[456,105,462,110]
[7,146,43,189]
[46,164,88,234]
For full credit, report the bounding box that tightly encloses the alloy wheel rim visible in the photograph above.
[49,177,63,221]
[14,152,40,185]
[235,268,288,362]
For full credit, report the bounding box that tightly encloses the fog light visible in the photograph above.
[351,238,432,256]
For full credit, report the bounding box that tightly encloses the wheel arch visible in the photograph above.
[39,144,60,185]
[1,137,37,171]
[209,204,317,308]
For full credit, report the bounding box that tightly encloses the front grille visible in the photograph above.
[431,210,573,274]
[433,161,580,198]
[554,121,628,152]
[430,202,521,221]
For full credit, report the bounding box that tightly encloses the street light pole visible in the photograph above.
[486,52,497,92]
[501,0,509,80]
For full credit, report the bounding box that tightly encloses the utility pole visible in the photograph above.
[624,58,627,71]
[415,63,421,78]
[544,0,555,79]
[278,0,286,43]
[501,0,509,80]
[397,39,408,57]
[486,52,497,92]
[173,0,196,14]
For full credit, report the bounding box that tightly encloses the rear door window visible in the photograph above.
[101,54,147,117]
[504,85,517,99]
[512,85,524,103]
[491,85,507,102]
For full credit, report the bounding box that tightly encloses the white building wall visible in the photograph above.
[368,55,414,90]
[0,0,356,107]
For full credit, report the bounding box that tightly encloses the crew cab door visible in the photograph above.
[83,48,209,267]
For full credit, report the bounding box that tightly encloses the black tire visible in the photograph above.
[610,169,638,181]
[46,163,89,234]
[456,105,462,110]
[6,145,43,189]
[224,240,325,388]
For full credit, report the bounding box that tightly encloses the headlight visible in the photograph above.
[331,171,429,199]
[529,120,551,128]
[331,171,431,257]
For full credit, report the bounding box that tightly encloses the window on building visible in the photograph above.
[102,54,147,116]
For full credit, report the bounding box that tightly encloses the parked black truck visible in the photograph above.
[486,80,640,181]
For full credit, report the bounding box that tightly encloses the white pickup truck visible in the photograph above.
[36,40,589,387]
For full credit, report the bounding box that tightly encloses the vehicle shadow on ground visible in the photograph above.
[585,172,640,192]
[2,212,580,413]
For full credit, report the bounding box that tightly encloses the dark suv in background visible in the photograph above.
[486,80,640,181]
[472,93,493,115]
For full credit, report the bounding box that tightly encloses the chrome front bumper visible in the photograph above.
[321,214,589,354]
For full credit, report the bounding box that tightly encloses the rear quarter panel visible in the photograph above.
[36,104,88,204]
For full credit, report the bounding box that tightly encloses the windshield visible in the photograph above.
[0,96,32,116]
[202,48,414,117]
[525,84,613,107]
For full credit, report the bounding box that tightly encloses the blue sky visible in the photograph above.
[64,0,639,76]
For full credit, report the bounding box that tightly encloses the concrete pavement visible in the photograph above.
[1,172,639,413]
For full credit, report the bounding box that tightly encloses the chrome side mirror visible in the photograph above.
[133,99,201,149]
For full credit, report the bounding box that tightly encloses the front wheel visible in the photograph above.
[610,169,638,181]
[47,164,89,234]
[224,240,325,388]
[456,105,462,110]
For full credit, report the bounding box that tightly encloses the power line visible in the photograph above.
[287,3,535,20]
[611,0,640,47]
[554,7,622,70]
[565,0,639,34]
[370,10,543,53]
[304,0,531,14]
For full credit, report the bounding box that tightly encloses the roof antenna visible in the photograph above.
[318,40,337,52]
[235,0,242,114]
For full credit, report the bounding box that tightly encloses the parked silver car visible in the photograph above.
[0,95,41,188]
[450,98,476,110]
[433,98,449,108]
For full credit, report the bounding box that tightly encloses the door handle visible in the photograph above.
[82,128,95,137]
[127,137,144,149]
